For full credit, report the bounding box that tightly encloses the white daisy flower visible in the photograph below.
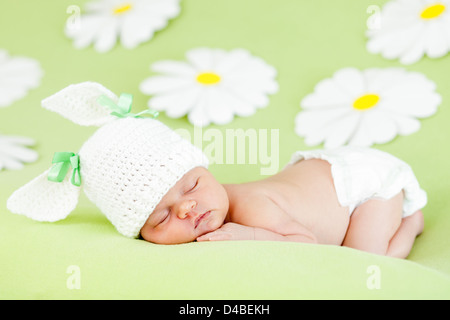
[295,67,440,148]
[139,47,279,127]
[0,50,43,108]
[0,134,38,171]
[367,0,450,64]
[65,0,181,53]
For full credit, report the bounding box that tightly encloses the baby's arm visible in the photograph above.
[197,191,317,243]
[253,224,317,243]
[196,222,316,243]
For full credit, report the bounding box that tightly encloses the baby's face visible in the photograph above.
[140,167,229,244]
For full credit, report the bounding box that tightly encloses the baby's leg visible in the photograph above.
[342,192,422,258]
[386,210,424,258]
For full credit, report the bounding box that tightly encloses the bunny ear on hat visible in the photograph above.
[7,152,81,222]
[8,82,160,227]
[41,81,118,127]
[7,82,114,221]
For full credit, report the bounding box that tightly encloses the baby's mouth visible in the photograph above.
[194,211,211,229]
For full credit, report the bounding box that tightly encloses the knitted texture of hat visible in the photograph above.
[78,117,208,238]
[41,81,116,127]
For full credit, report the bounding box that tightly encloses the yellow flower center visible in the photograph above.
[353,94,380,111]
[420,3,446,19]
[113,3,133,15]
[196,72,221,85]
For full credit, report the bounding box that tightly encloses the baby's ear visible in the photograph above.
[7,169,81,222]
[41,81,117,127]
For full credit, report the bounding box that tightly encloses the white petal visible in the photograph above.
[367,19,419,56]
[147,85,201,116]
[0,154,24,170]
[294,107,354,145]
[381,0,422,25]
[215,89,256,117]
[186,48,228,71]
[364,110,398,144]
[348,113,381,147]
[0,54,43,107]
[215,49,252,75]
[0,134,38,171]
[323,113,361,149]
[301,78,353,109]
[380,92,440,118]
[66,14,106,49]
[381,71,436,96]
[224,60,278,94]
[0,50,9,63]
[204,88,235,125]
[382,23,423,59]
[138,0,181,18]
[441,13,450,44]
[151,61,196,76]
[222,75,275,106]
[391,114,421,135]
[399,28,426,64]
[364,68,407,93]
[120,13,155,49]
[332,68,366,97]
[0,83,27,105]
[221,81,269,108]
[0,57,43,90]
[0,143,38,163]
[165,87,202,118]
[186,48,216,70]
[94,17,119,53]
[301,94,351,110]
[422,0,443,5]
[423,20,450,58]
[140,75,194,95]
[219,51,277,91]
[0,135,35,146]
[188,94,211,127]
[366,0,420,43]
[84,0,113,12]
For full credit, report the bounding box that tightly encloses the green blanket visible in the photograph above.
[1,0,449,299]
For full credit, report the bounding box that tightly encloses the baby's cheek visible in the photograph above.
[209,212,226,231]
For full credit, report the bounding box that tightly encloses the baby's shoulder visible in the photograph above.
[227,182,289,226]
[228,183,275,209]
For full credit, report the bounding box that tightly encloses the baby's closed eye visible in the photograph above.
[185,177,200,194]
[157,209,170,226]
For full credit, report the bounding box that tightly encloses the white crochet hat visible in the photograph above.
[7,82,209,238]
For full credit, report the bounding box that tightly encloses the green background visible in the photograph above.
[1,0,450,299]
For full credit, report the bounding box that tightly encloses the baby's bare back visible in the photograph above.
[228,159,350,245]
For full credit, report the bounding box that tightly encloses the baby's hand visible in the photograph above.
[196,223,255,241]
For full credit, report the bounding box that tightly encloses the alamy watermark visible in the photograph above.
[66,5,81,31]
[66,265,81,290]
[366,5,382,31]
[175,126,280,176]
[366,265,381,290]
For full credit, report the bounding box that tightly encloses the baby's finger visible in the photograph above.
[197,231,230,241]
[197,229,221,241]
[196,233,214,241]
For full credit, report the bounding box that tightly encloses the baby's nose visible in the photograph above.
[176,200,197,219]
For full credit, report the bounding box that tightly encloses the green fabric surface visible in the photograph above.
[1,0,450,299]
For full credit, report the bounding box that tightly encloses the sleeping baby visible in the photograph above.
[140,148,426,259]
[7,82,426,259]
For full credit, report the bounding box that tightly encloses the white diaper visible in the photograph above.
[287,146,427,218]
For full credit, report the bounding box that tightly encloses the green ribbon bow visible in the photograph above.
[48,152,81,187]
[97,93,159,119]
